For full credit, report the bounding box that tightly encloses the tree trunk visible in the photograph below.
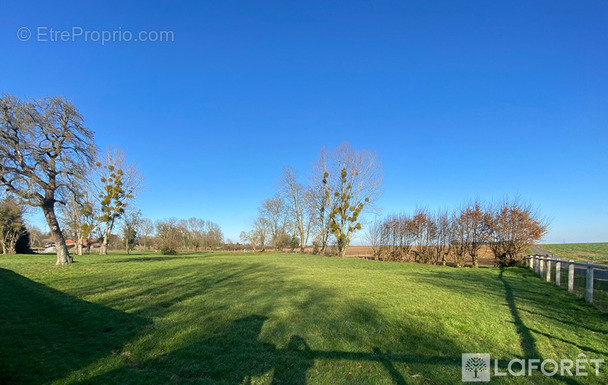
[100,220,112,255]
[42,201,72,265]
[100,239,108,255]
[77,234,84,256]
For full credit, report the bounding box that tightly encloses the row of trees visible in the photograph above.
[241,142,383,257]
[0,93,143,264]
[367,199,548,267]
[154,217,224,254]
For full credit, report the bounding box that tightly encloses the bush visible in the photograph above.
[160,247,177,255]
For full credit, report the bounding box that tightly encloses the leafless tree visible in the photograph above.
[366,220,383,260]
[155,218,181,253]
[456,200,491,268]
[487,198,548,266]
[95,148,142,255]
[434,210,454,266]
[313,142,383,258]
[260,194,291,251]
[59,190,96,255]
[279,166,314,252]
[309,147,332,254]
[0,94,96,265]
[138,218,155,250]
[410,208,437,263]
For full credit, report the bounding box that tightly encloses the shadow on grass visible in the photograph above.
[413,266,601,384]
[0,268,151,385]
[66,260,468,384]
[86,313,463,385]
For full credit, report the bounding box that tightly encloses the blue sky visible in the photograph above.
[2,1,607,243]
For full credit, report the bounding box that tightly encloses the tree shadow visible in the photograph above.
[85,313,464,385]
[497,268,583,385]
[0,268,151,385]
[65,260,467,384]
[498,268,541,359]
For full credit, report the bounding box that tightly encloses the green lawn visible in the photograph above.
[541,243,608,264]
[1,252,607,384]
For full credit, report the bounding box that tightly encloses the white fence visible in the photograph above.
[527,255,608,307]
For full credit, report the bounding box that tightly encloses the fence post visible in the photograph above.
[539,257,545,278]
[555,260,561,286]
[546,255,552,282]
[568,260,575,293]
[585,262,594,303]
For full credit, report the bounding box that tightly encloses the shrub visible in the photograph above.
[160,247,177,255]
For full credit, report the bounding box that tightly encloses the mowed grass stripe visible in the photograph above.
[1,252,606,384]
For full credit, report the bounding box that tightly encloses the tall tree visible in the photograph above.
[309,148,332,254]
[260,195,291,251]
[316,142,383,258]
[96,148,141,255]
[279,166,313,252]
[250,216,270,251]
[0,94,96,265]
[122,209,142,254]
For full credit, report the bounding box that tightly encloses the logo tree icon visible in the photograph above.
[465,357,488,378]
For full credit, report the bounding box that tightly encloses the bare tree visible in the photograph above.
[260,194,291,251]
[457,200,491,268]
[122,209,142,254]
[0,94,96,265]
[27,225,47,250]
[487,198,548,266]
[251,216,271,251]
[155,218,181,254]
[239,231,256,252]
[96,148,142,255]
[203,221,223,250]
[279,166,314,252]
[59,191,96,255]
[138,218,155,250]
[316,142,383,258]
[366,220,383,261]
[434,210,454,266]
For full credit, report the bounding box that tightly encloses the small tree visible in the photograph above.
[122,210,142,254]
[0,195,26,254]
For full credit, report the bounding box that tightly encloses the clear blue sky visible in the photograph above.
[2,1,607,243]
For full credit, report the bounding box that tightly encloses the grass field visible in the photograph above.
[540,243,608,264]
[1,252,607,384]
